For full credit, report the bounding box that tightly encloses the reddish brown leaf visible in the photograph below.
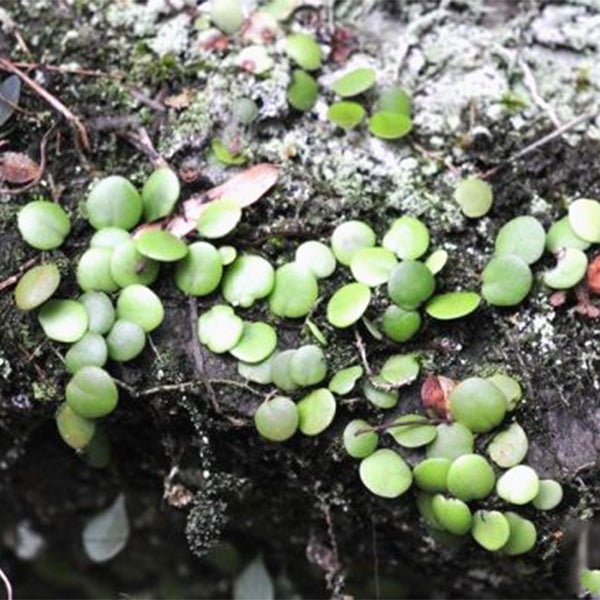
[421,375,455,419]
[575,285,600,318]
[241,11,279,44]
[587,256,600,294]
[330,26,358,64]
[197,29,229,51]
[0,152,41,183]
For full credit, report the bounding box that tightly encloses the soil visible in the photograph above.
[1,0,600,598]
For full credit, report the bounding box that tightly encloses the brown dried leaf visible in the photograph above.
[0,152,41,183]
[421,375,455,419]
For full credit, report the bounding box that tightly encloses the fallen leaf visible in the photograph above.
[0,152,41,183]
[82,494,130,563]
[587,256,600,294]
[331,26,358,64]
[421,374,455,419]
[0,75,21,127]
[575,286,600,318]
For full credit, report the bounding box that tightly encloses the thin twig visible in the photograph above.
[518,56,561,129]
[356,417,443,436]
[120,126,167,168]
[0,257,38,293]
[12,61,123,80]
[139,381,200,397]
[0,57,90,150]
[0,565,13,600]
[207,378,265,397]
[354,329,372,375]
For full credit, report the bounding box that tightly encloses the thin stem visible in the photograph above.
[356,417,444,436]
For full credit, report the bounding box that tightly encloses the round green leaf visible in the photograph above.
[91,227,130,249]
[223,255,275,308]
[488,423,528,468]
[343,419,378,459]
[568,198,600,242]
[230,321,277,363]
[426,423,474,461]
[110,239,160,288]
[106,320,146,362]
[287,69,318,111]
[415,492,444,531]
[495,216,545,265]
[487,372,522,411]
[432,495,472,535]
[387,414,436,448]
[142,167,180,222]
[359,448,412,498]
[481,254,532,306]
[331,221,376,266]
[375,86,411,115]
[425,291,480,320]
[15,263,60,311]
[327,101,365,129]
[382,305,421,342]
[76,247,118,293]
[472,510,510,551]
[197,197,242,239]
[532,479,563,511]
[454,177,493,218]
[447,454,495,501]
[327,282,371,328]
[238,352,276,385]
[232,98,258,124]
[295,241,336,279]
[350,247,397,287]
[218,245,237,266]
[254,395,298,442]
[328,365,363,395]
[413,458,451,493]
[546,216,590,253]
[135,230,188,262]
[581,570,600,595]
[86,176,142,231]
[496,465,540,505]
[543,247,588,289]
[66,366,118,419]
[449,377,506,433]
[297,388,336,435]
[271,350,299,393]
[383,216,430,260]
[363,376,398,409]
[290,344,327,387]
[197,305,243,354]
[269,262,318,318]
[331,68,376,97]
[18,200,71,250]
[65,333,107,374]
[501,512,537,555]
[425,249,448,275]
[56,403,96,450]
[79,291,115,335]
[284,33,322,71]
[174,241,223,296]
[210,0,244,34]
[380,353,420,386]
[38,299,88,343]
[116,284,164,332]
[388,260,435,309]
[368,111,412,140]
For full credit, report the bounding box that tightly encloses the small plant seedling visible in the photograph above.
[580,570,600,595]
[295,241,336,279]
[306,319,327,345]
[86,176,142,231]
[413,458,451,493]
[79,291,115,335]
[415,492,445,531]
[425,291,480,320]
[488,423,528,468]
[374,86,411,115]
[77,247,118,293]
[65,333,108,374]
[543,247,588,289]
[238,353,276,385]
[331,68,376,97]
[481,254,532,306]
[426,423,474,460]
[501,512,537,555]
[383,216,430,260]
[327,102,366,129]
[135,230,188,262]
[327,282,371,328]
[91,227,130,249]
[174,241,223,296]
[487,372,522,411]
[232,98,258,125]
[106,320,146,362]
[350,247,397,286]
[446,454,495,501]
[454,177,493,218]
[197,197,242,239]
[496,465,540,505]
[368,111,412,140]
[387,414,436,448]
[289,344,327,386]
[363,377,399,409]
[495,216,546,265]
[287,70,318,111]
[328,365,363,395]
[210,0,244,34]
[472,510,510,551]
[254,395,298,442]
[380,354,420,387]
[424,249,448,275]
[449,377,506,433]
[218,245,237,266]
[38,299,88,343]
[388,260,435,310]
[271,350,300,392]
[18,200,71,250]
[56,403,96,450]
[222,255,275,308]
[198,305,244,353]
[66,366,119,419]
[284,33,322,71]
[142,167,180,222]
[382,305,421,342]
[432,495,472,535]
[343,419,378,459]
[116,285,164,333]
[110,240,160,287]
[15,264,60,310]
[568,198,600,243]
[545,216,590,253]
[229,322,277,363]
[532,479,563,510]
[211,139,246,166]
[297,388,336,435]
[269,262,318,318]
[359,448,413,498]
[331,221,376,266]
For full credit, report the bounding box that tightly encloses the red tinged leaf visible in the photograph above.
[549,291,567,307]
[0,152,41,183]
[587,256,600,294]
[421,375,455,419]
[575,286,600,318]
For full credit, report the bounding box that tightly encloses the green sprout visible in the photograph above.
[18,200,71,250]
[14,263,60,311]
[86,176,142,231]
